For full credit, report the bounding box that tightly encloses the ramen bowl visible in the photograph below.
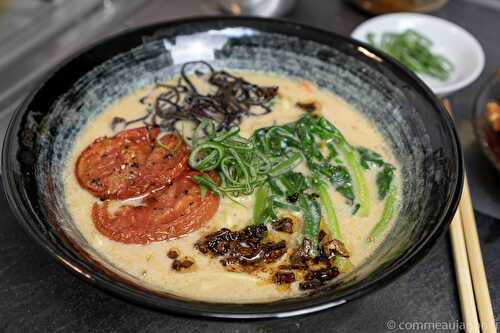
[2,17,463,318]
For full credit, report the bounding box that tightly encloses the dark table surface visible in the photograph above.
[2,1,500,332]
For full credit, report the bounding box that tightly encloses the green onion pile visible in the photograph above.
[366,29,454,81]
[188,114,397,256]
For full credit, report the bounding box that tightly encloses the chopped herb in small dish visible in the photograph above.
[366,29,454,81]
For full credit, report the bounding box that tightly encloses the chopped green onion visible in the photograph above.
[156,132,182,153]
[189,142,225,171]
[366,29,454,81]
[199,183,208,199]
[212,126,240,142]
[193,175,221,196]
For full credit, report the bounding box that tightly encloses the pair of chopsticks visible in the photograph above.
[444,99,496,333]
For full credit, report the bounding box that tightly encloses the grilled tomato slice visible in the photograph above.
[92,171,220,244]
[75,127,188,200]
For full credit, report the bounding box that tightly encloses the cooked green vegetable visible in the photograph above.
[254,200,277,225]
[337,143,370,216]
[279,171,308,197]
[253,173,304,225]
[253,184,270,224]
[357,147,395,201]
[268,178,285,196]
[366,29,454,81]
[357,147,384,170]
[189,115,397,251]
[377,164,395,200]
[268,152,303,177]
[325,165,355,203]
[190,115,372,215]
[199,182,208,199]
[292,116,360,208]
[313,179,341,240]
[272,199,301,212]
[189,142,226,171]
[193,174,221,196]
[189,126,271,197]
[305,116,370,216]
[298,194,321,257]
[335,256,353,273]
[369,184,397,240]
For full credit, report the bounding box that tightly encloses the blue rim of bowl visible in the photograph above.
[1,16,464,319]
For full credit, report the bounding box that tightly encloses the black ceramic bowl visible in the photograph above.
[474,69,500,173]
[2,17,463,318]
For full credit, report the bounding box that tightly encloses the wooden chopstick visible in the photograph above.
[460,173,496,332]
[449,208,481,333]
[443,99,496,333]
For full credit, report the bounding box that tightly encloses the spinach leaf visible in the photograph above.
[268,178,285,196]
[254,186,278,225]
[328,165,355,203]
[357,147,384,170]
[253,126,301,157]
[279,172,308,196]
[313,163,354,204]
[351,203,361,215]
[327,142,339,161]
[298,194,321,256]
[377,164,395,200]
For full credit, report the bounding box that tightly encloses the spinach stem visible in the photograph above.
[253,184,270,224]
[298,194,321,256]
[314,179,353,272]
[268,152,302,177]
[338,143,370,217]
[369,184,397,239]
[314,181,341,240]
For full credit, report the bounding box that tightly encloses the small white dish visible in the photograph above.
[351,13,485,96]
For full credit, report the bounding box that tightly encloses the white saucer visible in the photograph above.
[351,13,485,96]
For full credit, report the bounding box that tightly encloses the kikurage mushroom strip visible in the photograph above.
[113,61,278,132]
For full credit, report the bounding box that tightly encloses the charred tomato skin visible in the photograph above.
[92,171,220,244]
[75,127,188,200]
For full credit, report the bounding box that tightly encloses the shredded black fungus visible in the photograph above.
[114,61,278,131]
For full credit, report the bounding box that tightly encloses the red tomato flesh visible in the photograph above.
[92,171,220,244]
[75,127,188,200]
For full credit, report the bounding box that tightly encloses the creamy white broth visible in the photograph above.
[63,72,400,303]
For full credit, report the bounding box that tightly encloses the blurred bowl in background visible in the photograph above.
[348,0,448,14]
[474,70,500,173]
[209,0,297,17]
